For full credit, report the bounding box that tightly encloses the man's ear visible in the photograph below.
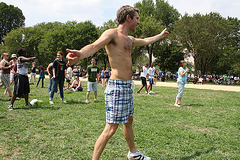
[126,14,131,22]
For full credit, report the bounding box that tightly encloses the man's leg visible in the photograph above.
[94,91,98,100]
[23,93,29,104]
[92,123,119,160]
[86,91,90,102]
[137,85,144,92]
[123,116,137,153]
[144,84,148,92]
[93,82,98,101]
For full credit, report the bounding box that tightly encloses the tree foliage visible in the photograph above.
[0,2,25,43]
[96,19,118,69]
[132,0,180,67]
[153,41,184,73]
[3,21,99,68]
[173,12,234,75]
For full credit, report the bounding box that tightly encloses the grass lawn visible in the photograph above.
[0,79,239,159]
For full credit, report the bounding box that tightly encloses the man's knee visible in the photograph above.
[103,124,118,138]
[125,116,133,125]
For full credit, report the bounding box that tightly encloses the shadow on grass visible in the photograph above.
[66,100,86,105]
[14,104,60,110]
[185,104,204,107]
[180,147,215,160]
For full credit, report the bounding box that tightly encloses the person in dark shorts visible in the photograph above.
[137,63,149,94]
[8,48,36,110]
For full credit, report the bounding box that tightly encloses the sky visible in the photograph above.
[2,0,240,27]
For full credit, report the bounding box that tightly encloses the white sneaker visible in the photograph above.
[8,104,13,110]
[174,103,180,107]
[62,100,67,103]
[49,101,54,105]
[145,91,148,94]
[127,150,151,160]
[149,90,154,93]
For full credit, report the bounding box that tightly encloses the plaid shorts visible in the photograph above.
[105,79,134,124]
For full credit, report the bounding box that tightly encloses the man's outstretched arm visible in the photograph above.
[132,28,169,47]
[66,29,114,65]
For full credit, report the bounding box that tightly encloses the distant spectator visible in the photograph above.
[9,54,17,85]
[105,67,110,85]
[66,64,73,89]
[29,62,37,85]
[70,76,83,91]
[85,57,100,103]
[0,53,13,97]
[158,70,162,81]
[198,76,203,85]
[36,65,45,88]
[174,60,189,107]
[137,63,149,94]
[73,66,80,77]
[49,51,67,104]
[101,67,105,87]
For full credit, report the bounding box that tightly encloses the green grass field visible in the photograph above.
[0,79,239,159]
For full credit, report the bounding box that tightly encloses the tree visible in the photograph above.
[173,12,231,76]
[0,2,25,43]
[153,41,184,74]
[38,21,99,68]
[3,21,99,68]
[133,0,180,65]
[97,19,118,68]
[3,25,45,61]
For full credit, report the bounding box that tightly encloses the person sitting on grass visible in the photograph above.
[198,76,203,85]
[70,76,83,91]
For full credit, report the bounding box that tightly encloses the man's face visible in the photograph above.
[129,11,140,32]
[91,59,96,65]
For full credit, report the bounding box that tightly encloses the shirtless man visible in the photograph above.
[66,5,169,160]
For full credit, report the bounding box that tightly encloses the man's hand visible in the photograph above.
[31,57,36,61]
[161,28,169,38]
[66,49,82,65]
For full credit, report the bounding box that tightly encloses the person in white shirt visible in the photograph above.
[137,63,149,94]
[147,63,156,93]
[8,48,36,110]
[66,64,73,89]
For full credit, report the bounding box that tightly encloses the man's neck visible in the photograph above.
[117,24,130,36]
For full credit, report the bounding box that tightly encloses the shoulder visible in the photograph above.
[128,36,135,41]
[179,67,184,71]
[104,28,118,36]
[87,65,92,69]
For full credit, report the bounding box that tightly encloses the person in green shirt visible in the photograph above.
[85,57,100,103]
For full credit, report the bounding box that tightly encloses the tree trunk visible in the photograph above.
[194,55,197,76]
[148,44,154,65]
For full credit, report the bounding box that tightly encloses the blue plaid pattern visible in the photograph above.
[105,79,134,124]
